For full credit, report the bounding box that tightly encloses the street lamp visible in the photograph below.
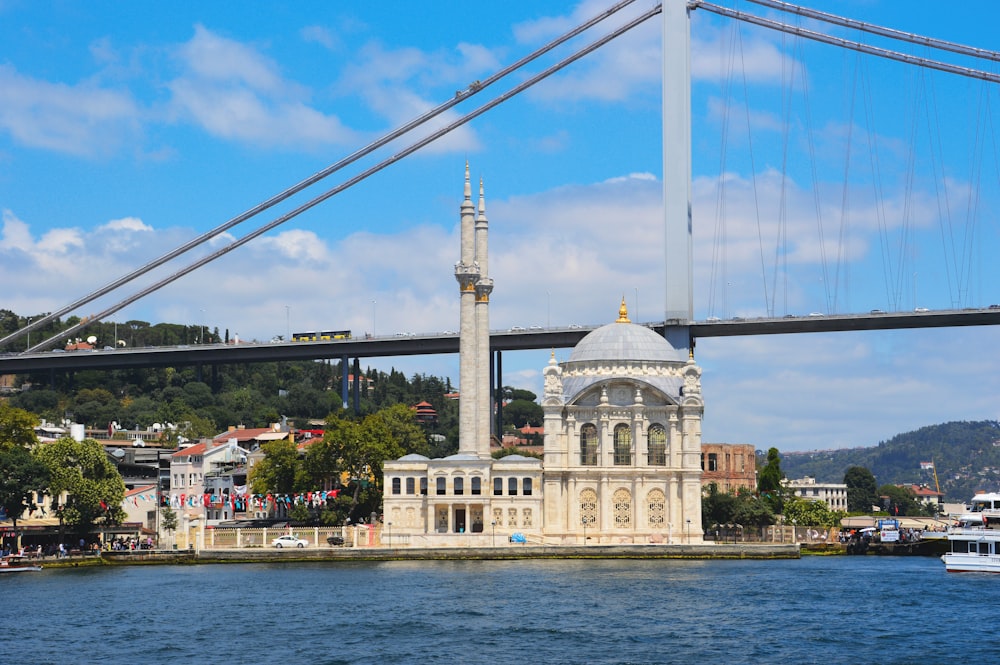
[386,521,392,548]
[686,518,691,543]
[371,300,376,337]
[200,309,206,344]
[285,305,290,342]
[491,520,496,547]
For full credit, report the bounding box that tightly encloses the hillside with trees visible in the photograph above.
[2,310,542,456]
[781,421,1000,501]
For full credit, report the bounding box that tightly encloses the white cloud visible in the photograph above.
[301,25,337,50]
[166,25,357,149]
[100,217,153,233]
[0,64,139,156]
[1,209,33,251]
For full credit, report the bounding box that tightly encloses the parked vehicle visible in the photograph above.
[271,535,309,548]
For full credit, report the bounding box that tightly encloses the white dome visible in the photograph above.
[567,322,684,364]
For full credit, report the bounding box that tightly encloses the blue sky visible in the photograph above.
[3,1,1000,457]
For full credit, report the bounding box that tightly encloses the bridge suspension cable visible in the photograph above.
[21,4,664,353]
[1,0,642,350]
[692,1,1000,85]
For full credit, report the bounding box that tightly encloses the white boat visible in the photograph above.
[0,555,43,573]
[942,493,1000,573]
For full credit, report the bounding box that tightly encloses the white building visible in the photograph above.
[784,476,848,512]
[382,166,704,545]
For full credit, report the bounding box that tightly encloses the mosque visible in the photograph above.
[381,166,704,545]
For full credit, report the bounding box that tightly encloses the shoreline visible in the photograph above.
[39,542,801,567]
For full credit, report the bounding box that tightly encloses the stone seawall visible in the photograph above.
[84,542,798,566]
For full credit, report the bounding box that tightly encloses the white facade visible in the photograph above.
[540,301,704,544]
[382,167,705,545]
[785,476,848,512]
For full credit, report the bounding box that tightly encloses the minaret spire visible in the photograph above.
[455,162,480,456]
[474,175,494,459]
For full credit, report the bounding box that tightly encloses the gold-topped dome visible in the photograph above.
[616,296,630,323]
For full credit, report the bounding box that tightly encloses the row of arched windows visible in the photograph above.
[580,423,668,466]
[390,476,534,497]
[579,488,667,528]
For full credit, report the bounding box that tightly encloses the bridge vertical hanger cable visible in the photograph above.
[735,25,771,317]
[707,12,739,319]
[691,0,1000,315]
[860,52,889,314]
[1,0,641,349]
[957,79,989,307]
[772,20,792,318]
[21,4,665,353]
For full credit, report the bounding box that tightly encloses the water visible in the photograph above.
[4,555,994,664]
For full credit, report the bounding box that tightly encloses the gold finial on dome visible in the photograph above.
[616,296,630,323]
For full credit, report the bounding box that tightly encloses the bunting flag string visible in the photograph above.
[161,489,342,511]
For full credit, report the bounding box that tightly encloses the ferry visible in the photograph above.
[0,554,43,573]
[941,493,1000,573]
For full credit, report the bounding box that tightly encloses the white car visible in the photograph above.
[271,535,309,548]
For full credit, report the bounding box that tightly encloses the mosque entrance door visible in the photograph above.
[455,508,466,533]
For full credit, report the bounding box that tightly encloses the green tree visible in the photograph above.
[878,484,923,517]
[731,492,776,530]
[0,446,50,530]
[289,502,311,524]
[34,437,126,535]
[161,504,178,540]
[0,402,40,451]
[492,447,542,460]
[373,403,429,457]
[757,447,785,513]
[844,465,879,513]
[323,411,405,519]
[248,439,300,494]
[503,399,543,429]
[702,482,738,530]
[783,496,843,528]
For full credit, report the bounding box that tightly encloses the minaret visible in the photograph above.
[474,178,494,459]
[455,163,480,456]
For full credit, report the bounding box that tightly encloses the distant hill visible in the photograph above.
[780,421,1000,501]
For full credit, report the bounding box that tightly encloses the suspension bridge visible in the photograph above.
[2,0,999,403]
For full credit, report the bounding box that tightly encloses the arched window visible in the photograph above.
[613,488,632,527]
[580,488,598,528]
[405,477,415,494]
[420,478,427,495]
[391,478,401,495]
[436,477,446,495]
[508,477,518,496]
[647,424,667,466]
[647,489,666,527]
[454,477,464,496]
[471,477,481,495]
[493,478,503,496]
[614,424,631,465]
[523,478,532,496]
[580,423,598,466]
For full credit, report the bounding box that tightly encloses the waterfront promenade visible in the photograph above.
[41,541,799,567]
